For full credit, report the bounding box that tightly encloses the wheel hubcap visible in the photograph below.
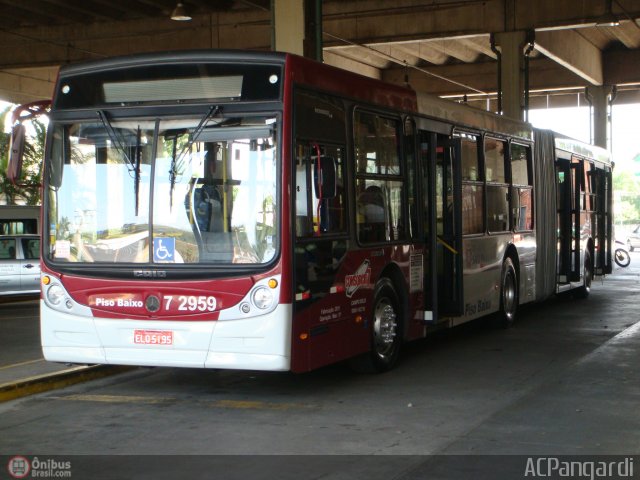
[504,272,516,319]
[374,299,397,357]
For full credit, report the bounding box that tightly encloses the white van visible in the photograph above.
[0,235,40,296]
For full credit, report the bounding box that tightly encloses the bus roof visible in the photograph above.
[285,53,418,113]
[57,50,288,77]
[416,92,534,141]
[553,134,612,166]
[287,53,534,141]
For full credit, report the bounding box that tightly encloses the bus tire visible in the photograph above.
[495,257,518,328]
[574,250,593,299]
[350,278,402,373]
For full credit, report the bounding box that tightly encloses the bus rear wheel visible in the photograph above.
[574,250,593,299]
[494,257,518,328]
[350,278,402,373]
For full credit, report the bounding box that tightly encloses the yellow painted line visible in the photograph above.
[211,399,312,411]
[0,358,44,371]
[63,394,174,404]
[59,394,313,411]
[0,365,132,403]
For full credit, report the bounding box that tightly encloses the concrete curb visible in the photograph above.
[0,365,132,403]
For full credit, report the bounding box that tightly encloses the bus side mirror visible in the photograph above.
[7,124,26,184]
[314,156,337,199]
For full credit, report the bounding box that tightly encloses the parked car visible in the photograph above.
[0,235,40,296]
[627,225,640,252]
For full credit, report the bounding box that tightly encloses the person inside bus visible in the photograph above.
[358,184,387,242]
[191,152,223,235]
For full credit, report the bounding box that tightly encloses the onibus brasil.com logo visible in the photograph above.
[7,456,71,478]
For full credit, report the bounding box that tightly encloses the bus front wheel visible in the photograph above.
[350,278,402,373]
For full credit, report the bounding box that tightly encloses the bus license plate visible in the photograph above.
[133,330,173,346]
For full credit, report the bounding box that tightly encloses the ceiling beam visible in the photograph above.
[0,0,89,24]
[381,57,585,97]
[392,42,448,65]
[425,38,480,63]
[367,43,422,66]
[323,51,381,80]
[324,45,392,69]
[0,10,272,69]
[606,21,640,49]
[37,0,122,21]
[458,36,498,60]
[320,0,640,47]
[0,0,638,104]
[535,29,603,86]
[0,4,60,26]
[322,0,505,47]
[89,0,163,17]
[603,48,640,85]
[0,67,57,104]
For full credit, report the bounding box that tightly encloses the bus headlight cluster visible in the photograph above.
[43,275,86,314]
[226,275,280,320]
[251,286,273,310]
[47,284,67,306]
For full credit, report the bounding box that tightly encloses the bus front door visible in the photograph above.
[430,134,463,318]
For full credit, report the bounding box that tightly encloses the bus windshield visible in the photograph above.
[46,114,278,266]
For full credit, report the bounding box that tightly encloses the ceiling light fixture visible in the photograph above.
[171,2,192,21]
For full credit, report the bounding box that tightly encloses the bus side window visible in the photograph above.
[295,147,311,236]
[458,133,484,235]
[485,137,509,233]
[354,110,405,243]
[510,143,533,231]
[295,143,346,237]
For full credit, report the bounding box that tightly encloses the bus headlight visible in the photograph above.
[251,286,273,310]
[47,284,66,306]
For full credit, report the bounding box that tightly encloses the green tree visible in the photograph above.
[613,169,640,224]
[0,106,20,204]
[0,106,45,205]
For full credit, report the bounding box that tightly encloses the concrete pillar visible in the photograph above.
[494,31,528,121]
[303,0,323,62]
[272,0,305,55]
[587,85,611,149]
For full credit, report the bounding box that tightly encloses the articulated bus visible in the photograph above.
[9,50,613,373]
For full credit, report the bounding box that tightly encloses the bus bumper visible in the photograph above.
[41,301,292,371]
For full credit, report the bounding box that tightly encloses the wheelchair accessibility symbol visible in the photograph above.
[153,237,176,262]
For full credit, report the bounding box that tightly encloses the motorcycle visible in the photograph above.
[614,240,631,268]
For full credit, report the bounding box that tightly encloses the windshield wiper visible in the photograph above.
[169,105,222,210]
[179,105,221,163]
[169,136,179,211]
[97,110,142,215]
[97,110,136,171]
[134,126,142,216]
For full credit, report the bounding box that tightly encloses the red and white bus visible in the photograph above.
[9,50,613,372]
